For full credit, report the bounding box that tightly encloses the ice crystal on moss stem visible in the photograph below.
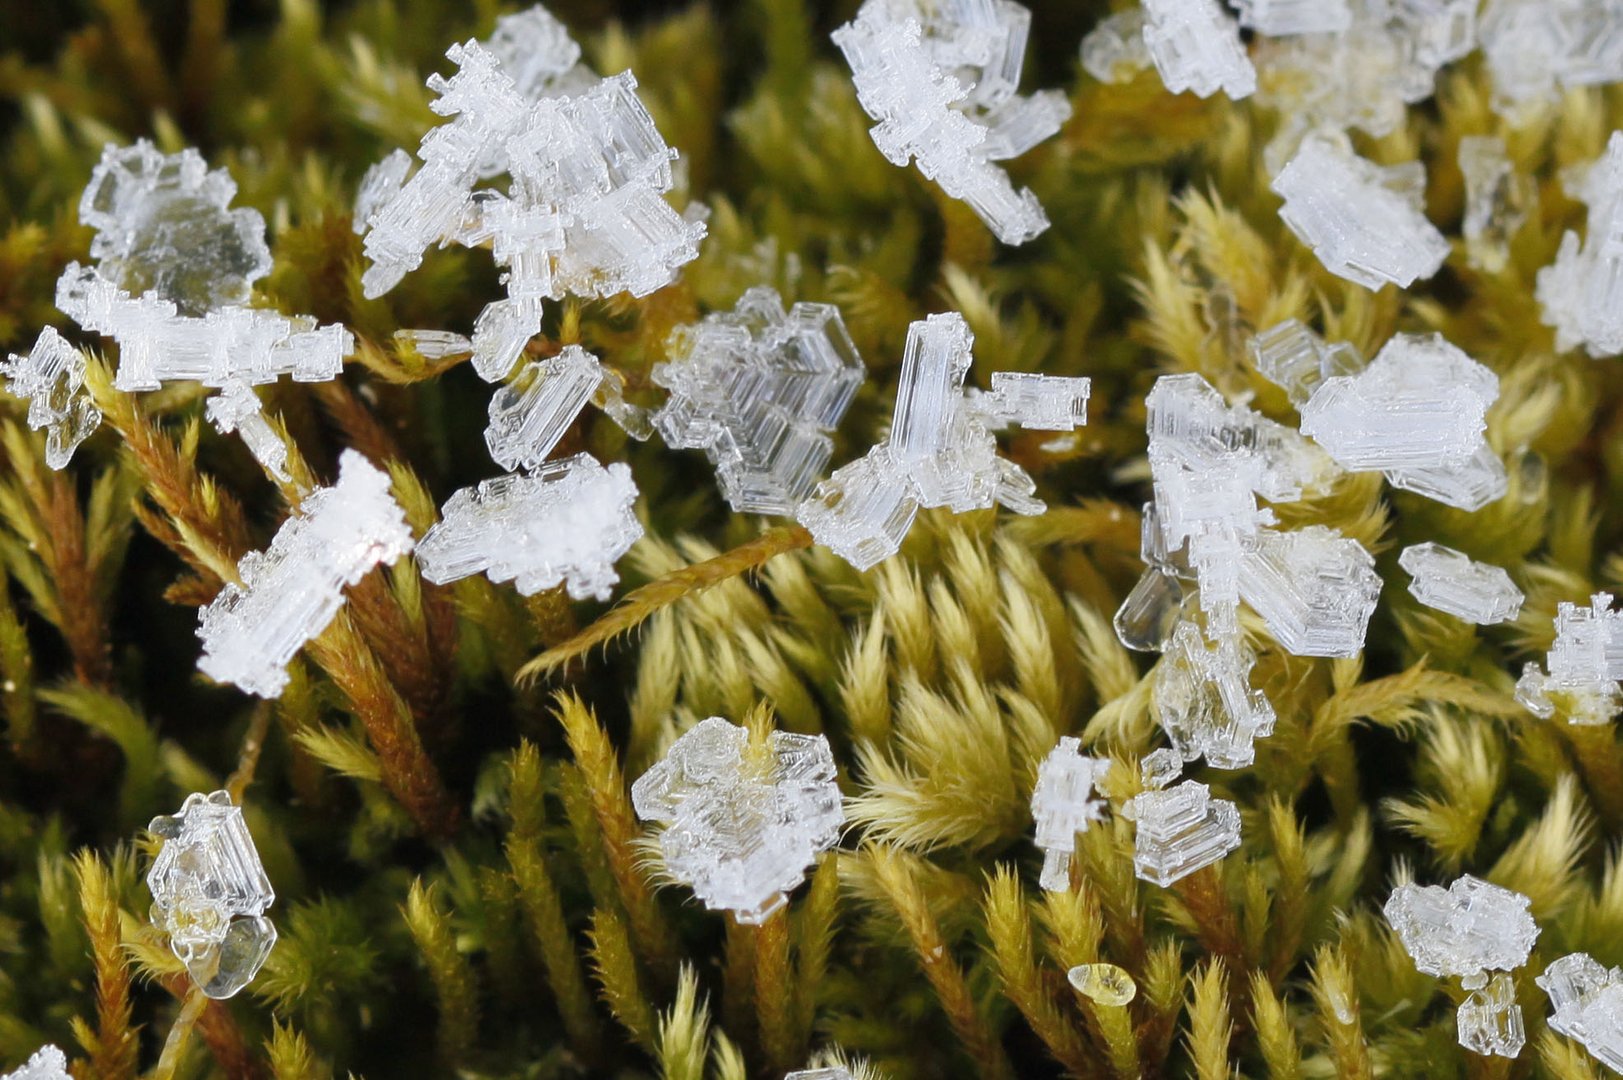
[1030,737,1110,891]
[1515,593,1623,725]
[1538,953,1623,1072]
[1122,779,1241,886]
[1155,621,1276,769]
[1384,875,1539,982]
[1537,131,1623,358]
[1,1046,68,1080]
[206,381,291,483]
[1,327,102,470]
[484,345,605,471]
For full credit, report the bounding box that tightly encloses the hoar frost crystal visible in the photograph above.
[1,326,102,470]
[1384,875,1539,983]
[1030,737,1111,891]
[1398,543,1523,625]
[1538,953,1623,1072]
[0,1047,69,1080]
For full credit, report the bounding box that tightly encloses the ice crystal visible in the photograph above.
[1480,0,1623,120]
[1238,525,1381,657]
[206,381,290,484]
[1234,0,1352,37]
[1067,963,1137,1006]
[1030,737,1111,891]
[975,371,1090,431]
[1121,779,1242,887]
[1457,973,1525,1059]
[394,328,472,360]
[1155,621,1276,769]
[832,5,1060,245]
[1142,0,1256,100]
[1271,136,1448,290]
[1384,875,1539,981]
[79,140,272,317]
[485,345,604,471]
[631,716,844,925]
[1537,953,1623,1073]
[1080,9,1151,84]
[1515,593,1623,725]
[147,790,276,999]
[417,453,642,602]
[1398,543,1523,625]
[1249,318,1365,408]
[1537,132,1623,358]
[197,451,413,698]
[1,1047,68,1080]
[653,287,865,514]
[1,326,102,469]
[795,445,921,572]
[1459,135,1528,274]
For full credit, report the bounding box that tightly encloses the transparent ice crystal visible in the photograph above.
[1457,973,1525,1059]
[197,450,413,698]
[1155,621,1276,769]
[1080,9,1151,84]
[1234,0,1352,37]
[1480,1,1623,121]
[975,371,1091,431]
[206,381,290,483]
[2,326,102,469]
[1459,135,1528,275]
[832,4,1062,245]
[1271,135,1448,290]
[417,453,642,602]
[631,716,844,924]
[79,140,272,318]
[1398,543,1523,625]
[1121,779,1242,887]
[1141,0,1257,101]
[1030,737,1111,891]
[1537,952,1623,1073]
[1068,963,1138,1006]
[1384,875,1539,981]
[653,287,865,514]
[1515,593,1623,725]
[1,1046,68,1080]
[796,445,921,572]
[485,345,605,471]
[1238,525,1381,657]
[1249,318,1365,407]
[146,790,276,999]
[1537,132,1623,358]
[394,328,472,360]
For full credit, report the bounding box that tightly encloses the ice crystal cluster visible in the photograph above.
[652,287,865,514]
[1537,131,1623,358]
[1120,778,1242,887]
[1515,593,1623,725]
[1479,0,1623,120]
[1398,543,1523,625]
[1,327,101,469]
[1142,0,1257,101]
[146,791,277,1000]
[197,451,413,698]
[832,0,1070,245]
[797,311,1088,570]
[1538,953,1623,1072]
[0,1047,68,1080]
[1079,9,1150,84]
[1029,737,1111,891]
[631,717,844,925]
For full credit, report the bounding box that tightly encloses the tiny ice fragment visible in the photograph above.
[979,371,1090,431]
[1249,319,1365,408]
[206,381,291,484]
[1398,543,1523,625]
[197,451,413,698]
[146,790,276,999]
[631,716,844,925]
[417,453,642,602]
[1457,972,1525,1059]
[1515,593,1623,725]
[1121,779,1241,886]
[1114,566,1186,653]
[796,445,920,572]
[1537,131,1623,358]
[1141,0,1257,100]
[1459,136,1528,275]
[1,1046,69,1080]
[1155,621,1276,769]
[1140,747,1184,790]
[485,345,604,471]
[1383,875,1539,981]
[1537,953,1623,1073]
[394,329,472,360]
[1,326,102,469]
[1238,525,1381,657]
[1067,963,1137,1006]
[1234,0,1352,36]
[1081,9,1151,84]
[1271,136,1449,290]
[1030,737,1111,891]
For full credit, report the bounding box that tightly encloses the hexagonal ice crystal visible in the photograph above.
[1080,9,1151,84]
[1457,972,1524,1059]
[1030,737,1111,891]
[1121,779,1241,887]
[485,345,605,471]
[1234,0,1352,36]
[206,381,290,484]
[1398,543,1523,625]
[1,326,102,470]
[147,791,276,1000]
[1384,875,1539,981]
[796,445,922,572]
[1537,953,1623,1072]
[1459,135,1528,274]
[784,1070,853,1080]
[1538,132,1623,358]
[1238,525,1381,658]
[632,717,844,924]
[1,1046,69,1080]
[1515,593,1623,725]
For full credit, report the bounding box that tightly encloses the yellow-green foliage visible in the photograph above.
[1,1,1623,1077]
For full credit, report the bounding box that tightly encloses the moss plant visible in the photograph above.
[1,1,1622,1077]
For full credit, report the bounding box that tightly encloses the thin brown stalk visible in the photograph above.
[225,702,275,803]
[158,972,261,1080]
[754,909,797,1076]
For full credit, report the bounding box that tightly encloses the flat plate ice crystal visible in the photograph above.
[1234,0,1352,37]
[2,326,102,469]
[197,450,413,699]
[1121,779,1241,886]
[147,790,276,999]
[1515,593,1623,725]
[1537,953,1623,1073]
[1237,525,1381,657]
[1,1047,69,1080]
[1142,0,1257,100]
[485,345,605,471]
[1384,875,1539,980]
[632,717,844,924]
[1399,543,1523,625]
[1030,737,1111,891]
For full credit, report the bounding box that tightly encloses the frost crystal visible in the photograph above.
[394,329,472,360]
[1234,0,1352,37]
[79,140,272,317]
[976,371,1091,431]
[1384,876,1540,981]
[1238,525,1381,657]
[1459,135,1528,275]
[796,445,921,572]
[1249,318,1365,408]
[1457,973,1525,1059]
[417,453,642,602]
[1537,132,1623,358]
[631,717,844,924]
[653,288,865,514]
[832,4,1062,245]
[485,345,604,471]
[1080,9,1151,84]
[1271,136,1448,290]
[1398,543,1523,625]
[1121,779,1242,887]
[2,326,102,469]
[1141,0,1257,101]
[197,451,413,698]
[207,381,290,483]
[146,790,276,999]
[1480,1,1623,120]
[1515,593,1623,725]
[1155,621,1277,769]
[1030,737,1111,891]
[1,1047,69,1080]
[1537,953,1623,1073]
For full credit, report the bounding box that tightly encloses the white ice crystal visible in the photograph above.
[1,1046,69,1080]
[1,326,102,469]
[975,371,1090,431]
[1537,953,1623,1073]
[1457,973,1525,1059]
[206,381,290,483]
[832,4,1062,244]
[1515,593,1623,725]
[1030,737,1111,891]
[1080,9,1151,84]
[1480,0,1623,121]
[1271,136,1448,290]
[1154,621,1276,769]
[1142,0,1257,101]
[394,328,472,360]
[795,445,921,572]
[653,287,865,514]
[1384,875,1540,982]
[1234,0,1352,37]
[197,450,413,698]
[1459,135,1528,275]
[147,790,276,999]
[1537,132,1623,358]
[1398,543,1523,625]
[485,345,605,471]
[416,453,642,602]
[1121,779,1242,887]
[1238,525,1381,657]
[631,716,844,924]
